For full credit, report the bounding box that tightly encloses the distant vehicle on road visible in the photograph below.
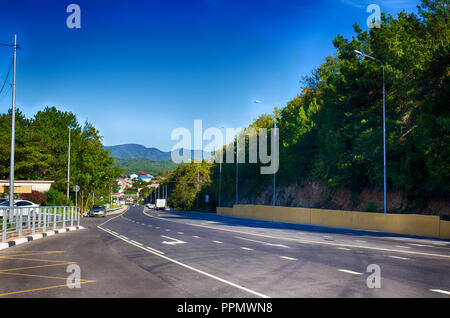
[156,199,166,210]
[146,203,155,209]
[87,205,106,217]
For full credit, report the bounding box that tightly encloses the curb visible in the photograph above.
[0,226,85,250]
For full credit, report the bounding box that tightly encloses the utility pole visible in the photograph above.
[66,127,71,201]
[9,34,17,208]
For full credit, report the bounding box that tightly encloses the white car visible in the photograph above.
[0,200,40,217]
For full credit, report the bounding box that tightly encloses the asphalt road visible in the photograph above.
[1,205,449,298]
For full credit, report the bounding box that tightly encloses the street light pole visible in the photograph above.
[218,148,223,207]
[354,50,387,214]
[9,34,17,208]
[254,100,277,206]
[273,117,276,206]
[235,133,239,206]
[66,127,71,201]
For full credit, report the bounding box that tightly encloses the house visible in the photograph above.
[0,180,54,194]
[138,173,153,183]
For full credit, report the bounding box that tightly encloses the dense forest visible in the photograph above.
[114,158,178,176]
[0,106,121,211]
[163,1,449,215]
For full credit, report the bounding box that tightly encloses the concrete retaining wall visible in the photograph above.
[217,204,449,239]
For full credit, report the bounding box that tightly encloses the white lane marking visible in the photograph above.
[120,235,129,240]
[388,255,410,260]
[130,240,143,246]
[165,229,171,231]
[98,216,269,298]
[356,240,366,243]
[156,227,160,229]
[406,243,433,248]
[178,232,184,235]
[396,245,411,249]
[240,247,254,251]
[193,236,200,238]
[236,236,290,249]
[161,235,187,245]
[280,256,297,261]
[213,240,223,244]
[337,269,363,275]
[337,247,351,251]
[430,289,450,296]
[142,210,450,259]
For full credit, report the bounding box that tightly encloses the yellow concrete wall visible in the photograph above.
[440,220,450,239]
[217,204,444,238]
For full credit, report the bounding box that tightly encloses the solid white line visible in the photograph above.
[396,245,411,249]
[337,269,363,275]
[388,255,410,260]
[130,240,143,246]
[337,247,352,251]
[280,256,297,261]
[142,210,450,259]
[430,289,450,296]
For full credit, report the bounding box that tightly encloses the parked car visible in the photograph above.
[87,205,106,217]
[0,199,40,217]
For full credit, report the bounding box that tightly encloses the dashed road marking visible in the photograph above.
[388,255,410,260]
[280,256,297,261]
[213,241,222,244]
[430,289,450,296]
[240,247,254,251]
[337,247,352,251]
[337,269,363,275]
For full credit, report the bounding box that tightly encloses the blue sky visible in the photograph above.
[0,0,421,151]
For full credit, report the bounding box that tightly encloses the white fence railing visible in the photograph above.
[0,206,80,243]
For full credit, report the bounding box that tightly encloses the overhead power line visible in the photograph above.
[0,58,13,96]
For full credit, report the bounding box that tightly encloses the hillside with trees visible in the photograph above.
[0,106,121,211]
[164,1,450,215]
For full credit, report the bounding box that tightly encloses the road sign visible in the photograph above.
[100,196,104,201]
[205,194,209,203]
[73,185,80,192]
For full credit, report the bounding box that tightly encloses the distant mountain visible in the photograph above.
[114,158,179,176]
[104,144,213,162]
[104,144,172,161]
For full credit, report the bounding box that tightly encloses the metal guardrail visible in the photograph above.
[0,206,80,243]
